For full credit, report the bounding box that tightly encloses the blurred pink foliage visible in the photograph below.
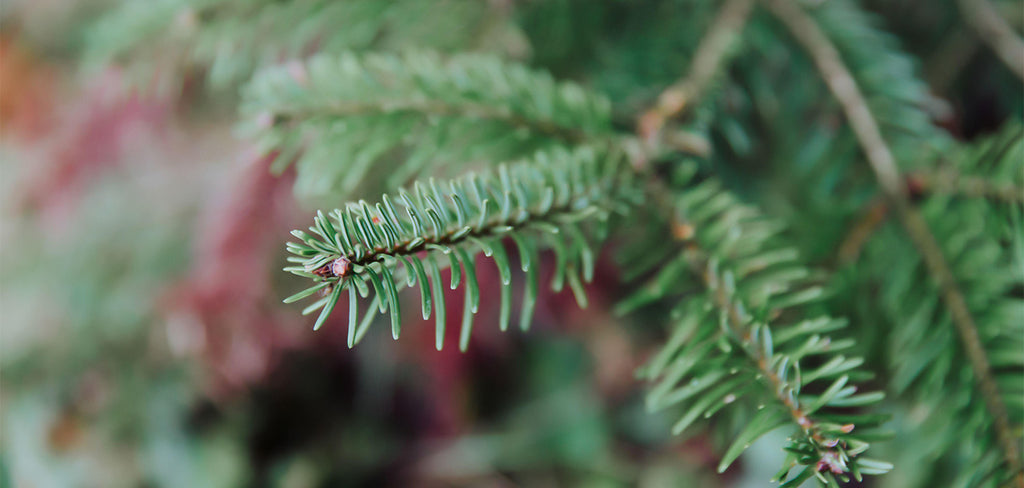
[165,153,308,395]
[19,69,171,222]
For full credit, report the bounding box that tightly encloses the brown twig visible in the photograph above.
[958,0,1024,81]
[636,0,754,160]
[762,0,1024,484]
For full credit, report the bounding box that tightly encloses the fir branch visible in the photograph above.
[636,0,753,152]
[958,0,1024,81]
[863,190,1024,487]
[624,165,889,485]
[283,147,630,350]
[762,0,1024,483]
[241,51,614,198]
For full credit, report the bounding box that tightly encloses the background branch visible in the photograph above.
[761,0,1024,484]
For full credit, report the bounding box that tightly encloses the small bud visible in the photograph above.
[331,257,352,278]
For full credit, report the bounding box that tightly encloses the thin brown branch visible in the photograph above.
[637,0,753,152]
[958,0,1024,81]
[762,0,1024,484]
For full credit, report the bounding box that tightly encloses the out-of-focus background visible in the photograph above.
[0,1,1020,487]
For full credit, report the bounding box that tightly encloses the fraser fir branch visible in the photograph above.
[856,124,1023,486]
[283,147,629,350]
[688,245,863,471]
[762,0,1024,483]
[862,187,1024,487]
[626,168,889,485]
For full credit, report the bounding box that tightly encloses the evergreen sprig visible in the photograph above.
[240,51,613,199]
[283,148,630,351]
[621,162,890,486]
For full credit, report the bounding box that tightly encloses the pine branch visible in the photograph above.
[283,147,631,351]
[958,0,1024,81]
[241,51,614,198]
[622,164,889,486]
[762,0,1024,484]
